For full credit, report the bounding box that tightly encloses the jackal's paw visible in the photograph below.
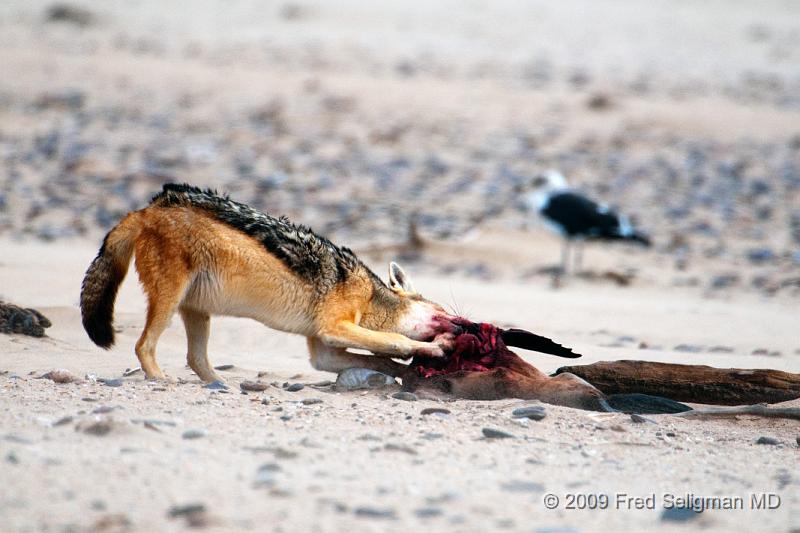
[413,333,456,359]
[412,344,445,358]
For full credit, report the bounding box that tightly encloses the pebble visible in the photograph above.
[301,398,323,405]
[511,406,547,421]
[80,419,115,436]
[353,507,397,519]
[214,364,234,371]
[182,429,207,440]
[391,391,418,401]
[53,415,74,426]
[414,507,443,518]
[310,380,334,387]
[673,344,704,353]
[239,380,268,392]
[482,427,516,439]
[500,480,545,493]
[420,408,451,416]
[335,368,395,391]
[203,380,228,390]
[756,436,780,446]
[796,436,800,446]
[122,368,141,377]
[100,378,123,387]
[383,443,417,455]
[285,383,304,392]
[40,369,79,384]
[254,463,280,487]
[167,503,208,527]
[660,506,699,522]
[630,414,655,424]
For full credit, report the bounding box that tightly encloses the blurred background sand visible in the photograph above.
[0,2,798,532]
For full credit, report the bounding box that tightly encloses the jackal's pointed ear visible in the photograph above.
[388,262,416,295]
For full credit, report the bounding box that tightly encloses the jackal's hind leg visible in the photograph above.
[307,336,406,377]
[134,258,190,380]
[180,307,220,382]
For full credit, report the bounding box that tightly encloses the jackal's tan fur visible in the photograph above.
[80,184,455,382]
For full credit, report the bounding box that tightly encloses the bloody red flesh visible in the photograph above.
[412,320,509,378]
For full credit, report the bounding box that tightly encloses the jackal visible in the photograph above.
[80,183,457,382]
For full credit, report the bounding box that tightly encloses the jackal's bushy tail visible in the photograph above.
[80,215,138,348]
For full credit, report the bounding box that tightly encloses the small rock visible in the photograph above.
[91,405,118,414]
[511,406,547,421]
[661,506,699,522]
[45,4,95,27]
[500,480,545,493]
[100,378,123,387]
[301,398,323,405]
[335,368,396,390]
[214,364,234,371]
[756,436,780,446]
[630,414,655,424]
[122,368,141,377]
[41,369,79,383]
[203,380,228,390]
[254,463,280,487]
[167,503,208,527]
[53,415,73,426]
[80,419,114,436]
[420,408,451,416]
[383,443,417,455]
[673,344,703,353]
[391,391,418,401]
[182,429,207,440]
[414,507,443,518]
[309,380,334,387]
[482,427,515,439]
[285,383,304,392]
[353,507,397,519]
[240,380,268,392]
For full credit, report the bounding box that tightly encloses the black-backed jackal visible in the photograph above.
[80,184,457,382]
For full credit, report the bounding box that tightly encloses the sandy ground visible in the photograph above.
[1,238,798,533]
[1,1,799,532]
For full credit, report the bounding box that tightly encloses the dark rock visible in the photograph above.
[511,406,547,421]
[673,344,703,353]
[240,380,268,392]
[214,364,234,371]
[391,391,418,401]
[482,427,515,439]
[746,248,776,264]
[285,383,304,392]
[500,480,545,493]
[335,368,395,391]
[100,378,123,387]
[301,398,323,405]
[756,436,780,446]
[203,380,228,390]
[414,507,443,518]
[45,4,95,27]
[40,369,79,383]
[630,414,655,424]
[353,507,397,519]
[661,506,699,522]
[182,429,207,440]
[420,408,451,416]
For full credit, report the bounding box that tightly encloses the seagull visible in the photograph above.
[524,170,651,273]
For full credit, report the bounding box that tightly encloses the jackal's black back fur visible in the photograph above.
[151,183,368,291]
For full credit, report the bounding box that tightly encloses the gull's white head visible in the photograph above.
[531,169,569,192]
[524,169,569,212]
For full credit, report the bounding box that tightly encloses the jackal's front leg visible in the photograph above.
[318,322,452,359]
[307,337,406,377]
